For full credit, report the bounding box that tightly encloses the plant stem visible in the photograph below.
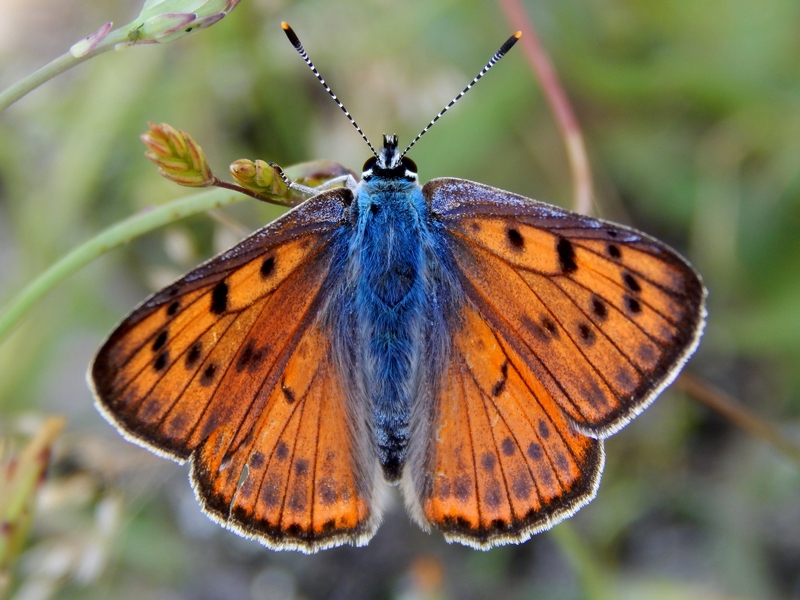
[2,52,92,110]
[676,372,800,468]
[550,522,612,600]
[498,0,593,216]
[0,26,129,111]
[0,188,245,342]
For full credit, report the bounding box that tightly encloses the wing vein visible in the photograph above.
[554,275,673,348]
[457,352,546,507]
[453,238,624,416]
[250,363,324,526]
[450,228,685,327]
[455,358,483,526]
[118,233,335,372]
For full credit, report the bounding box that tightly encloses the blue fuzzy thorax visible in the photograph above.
[349,175,430,480]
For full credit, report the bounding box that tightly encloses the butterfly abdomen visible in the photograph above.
[345,182,433,481]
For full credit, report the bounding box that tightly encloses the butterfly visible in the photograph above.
[89,23,706,553]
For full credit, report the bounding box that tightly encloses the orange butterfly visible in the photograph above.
[89,24,706,552]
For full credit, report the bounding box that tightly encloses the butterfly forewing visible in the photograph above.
[91,188,381,551]
[426,178,706,434]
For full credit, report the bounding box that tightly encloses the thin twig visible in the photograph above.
[676,373,800,468]
[0,189,247,342]
[206,209,251,239]
[498,0,593,215]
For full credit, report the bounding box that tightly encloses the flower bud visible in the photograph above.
[141,122,213,187]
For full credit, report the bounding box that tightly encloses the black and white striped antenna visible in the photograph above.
[400,31,521,158]
[281,22,378,158]
[281,23,521,160]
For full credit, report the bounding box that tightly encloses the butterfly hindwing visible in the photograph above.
[406,178,705,546]
[90,188,381,551]
[408,299,604,547]
[191,319,379,551]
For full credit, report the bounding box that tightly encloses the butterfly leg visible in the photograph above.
[269,162,356,196]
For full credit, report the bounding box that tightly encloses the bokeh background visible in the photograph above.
[2,0,800,598]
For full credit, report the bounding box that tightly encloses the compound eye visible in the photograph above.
[362,156,378,172]
[401,156,417,173]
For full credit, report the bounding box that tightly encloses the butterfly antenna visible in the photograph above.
[400,31,522,158]
[281,22,379,158]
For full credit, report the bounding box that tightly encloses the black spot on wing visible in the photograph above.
[260,256,275,278]
[485,483,502,508]
[249,451,264,469]
[281,377,295,404]
[210,282,228,314]
[200,363,217,386]
[294,458,309,476]
[557,238,578,274]
[320,480,338,505]
[481,452,497,472]
[152,330,168,352]
[578,322,596,346]
[537,420,550,439]
[153,351,168,371]
[506,227,524,249]
[554,453,569,471]
[491,361,509,396]
[512,473,532,500]
[453,474,472,500]
[275,441,289,461]
[542,317,558,337]
[521,315,559,343]
[591,296,608,321]
[625,296,642,315]
[623,272,641,293]
[186,342,202,368]
[527,442,543,460]
[236,339,268,373]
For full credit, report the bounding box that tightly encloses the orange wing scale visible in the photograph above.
[93,233,333,458]
[419,303,602,546]
[91,190,380,552]
[93,177,706,551]
[443,211,704,433]
[192,323,374,550]
[415,178,705,547]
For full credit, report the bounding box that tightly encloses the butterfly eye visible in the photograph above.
[362,156,378,172]
[401,157,417,173]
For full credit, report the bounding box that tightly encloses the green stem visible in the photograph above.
[1,52,90,110]
[0,188,247,342]
[550,522,612,600]
[0,28,128,111]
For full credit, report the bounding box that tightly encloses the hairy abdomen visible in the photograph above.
[352,189,429,481]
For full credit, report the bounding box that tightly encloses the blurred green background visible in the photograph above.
[1,0,799,598]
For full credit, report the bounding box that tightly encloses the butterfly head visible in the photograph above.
[361,134,418,183]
